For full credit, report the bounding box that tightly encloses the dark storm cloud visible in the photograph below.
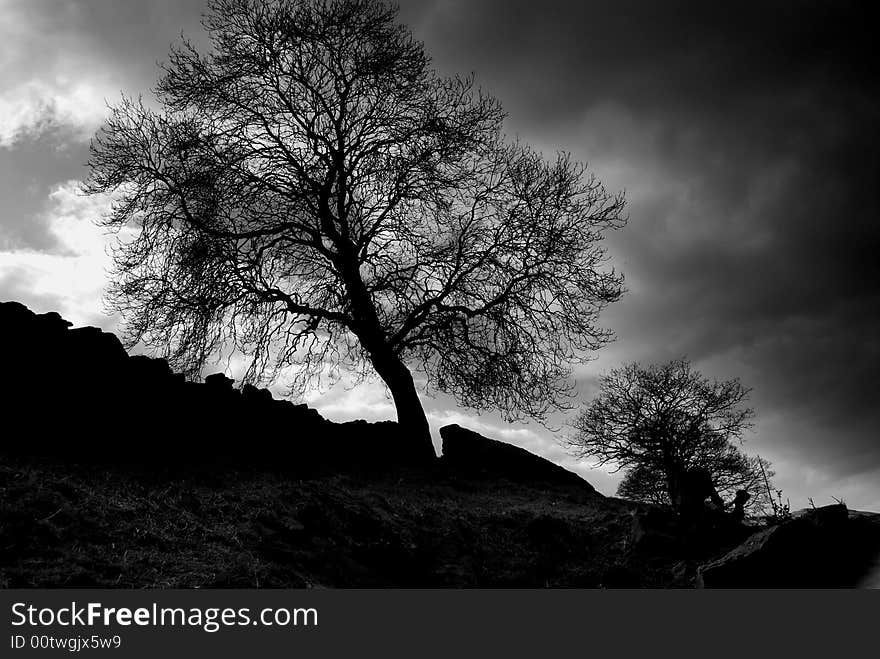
[12,0,209,80]
[398,0,879,493]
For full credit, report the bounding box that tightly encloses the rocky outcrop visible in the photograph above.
[0,301,428,470]
[1,301,590,484]
[439,424,597,496]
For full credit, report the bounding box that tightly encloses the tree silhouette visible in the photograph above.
[570,359,762,511]
[85,0,625,457]
[615,448,773,514]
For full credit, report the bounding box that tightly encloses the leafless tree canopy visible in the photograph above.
[85,0,625,449]
[570,359,764,509]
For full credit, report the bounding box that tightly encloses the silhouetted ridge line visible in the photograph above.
[0,301,426,470]
[0,301,600,492]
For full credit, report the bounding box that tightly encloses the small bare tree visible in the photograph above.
[85,0,625,458]
[570,359,764,511]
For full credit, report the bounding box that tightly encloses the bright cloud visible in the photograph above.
[0,79,111,149]
[0,180,118,326]
[0,1,118,148]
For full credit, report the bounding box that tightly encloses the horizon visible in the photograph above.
[0,0,877,510]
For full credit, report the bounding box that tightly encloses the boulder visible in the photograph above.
[696,504,856,587]
[242,384,274,405]
[794,502,849,528]
[35,311,73,333]
[66,326,129,367]
[851,512,880,587]
[126,355,173,381]
[205,372,236,391]
[0,300,36,326]
[439,424,597,494]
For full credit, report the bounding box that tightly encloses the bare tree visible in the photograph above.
[615,446,773,514]
[570,359,763,511]
[85,0,625,458]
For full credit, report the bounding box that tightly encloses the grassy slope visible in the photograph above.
[0,455,697,589]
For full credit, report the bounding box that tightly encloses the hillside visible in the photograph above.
[1,301,878,588]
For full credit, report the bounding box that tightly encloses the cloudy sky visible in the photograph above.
[1,0,877,509]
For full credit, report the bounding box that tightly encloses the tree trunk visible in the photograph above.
[370,350,436,463]
[333,245,435,461]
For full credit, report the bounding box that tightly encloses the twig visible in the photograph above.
[757,455,775,515]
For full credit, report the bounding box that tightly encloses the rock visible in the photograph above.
[849,511,880,587]
[36,311,73,332]
[0,300,35,326]
[66,326,129,366]
[795,502,849,528]
[696,504,856,587]
[242,384,274,404]
[205,372,235,391]
[126,355,173,380]
[439,424,597,494]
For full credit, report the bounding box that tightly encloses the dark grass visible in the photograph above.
[0,454,702,589]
